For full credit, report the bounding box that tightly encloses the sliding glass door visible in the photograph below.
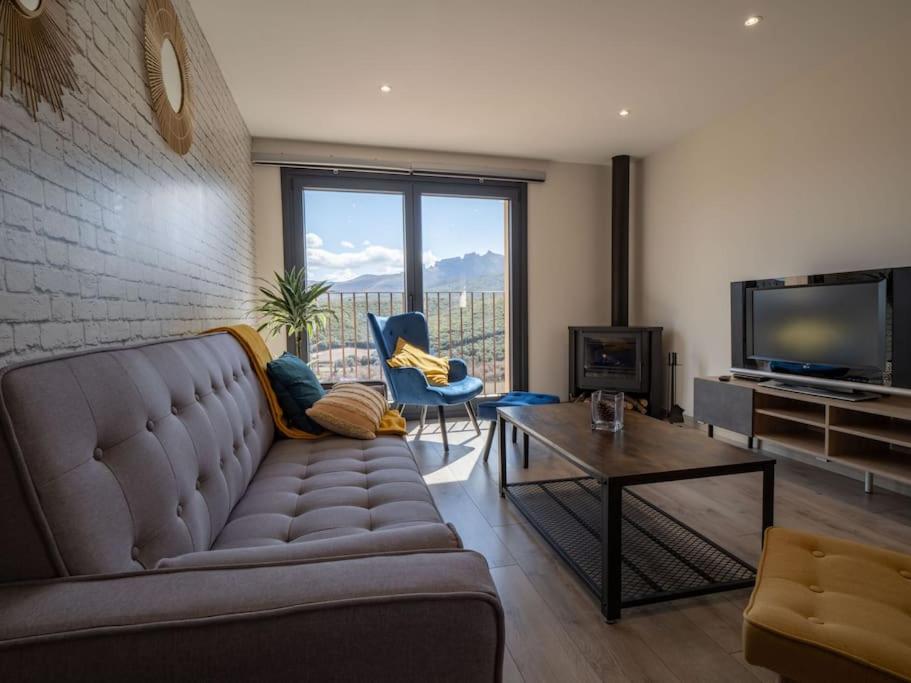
[281,170,527,395]
[299,187,407,382]
[418,192,510,394]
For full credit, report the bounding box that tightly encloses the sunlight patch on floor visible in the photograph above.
[423,467,463,485]
[448,442,483,479]
[411,419,485,484]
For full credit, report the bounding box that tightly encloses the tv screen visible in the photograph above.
[749,281,887,372]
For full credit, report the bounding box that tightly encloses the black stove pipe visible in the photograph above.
[611,154,630,327]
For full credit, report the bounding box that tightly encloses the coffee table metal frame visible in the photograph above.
[497,410,775,622]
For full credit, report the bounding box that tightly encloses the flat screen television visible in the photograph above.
[732,267,911,390]
[747,281,887,376]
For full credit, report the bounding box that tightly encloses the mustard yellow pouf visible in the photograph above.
[743,527,911,682]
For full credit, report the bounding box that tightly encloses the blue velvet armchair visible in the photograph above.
[368,312,483,451]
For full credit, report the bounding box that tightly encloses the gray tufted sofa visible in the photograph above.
[0,333,504,682]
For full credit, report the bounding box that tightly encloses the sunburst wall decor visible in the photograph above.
[144,0,192,155]
[0,0,79,119]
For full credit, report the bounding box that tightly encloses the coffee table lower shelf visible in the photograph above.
[504,477,757,611]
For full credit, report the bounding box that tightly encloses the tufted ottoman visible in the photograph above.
[743,527,911,683]
[477,391,560,468]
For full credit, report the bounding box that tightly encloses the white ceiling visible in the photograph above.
[190,0,911,164]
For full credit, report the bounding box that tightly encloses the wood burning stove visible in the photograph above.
[569,326,664,418]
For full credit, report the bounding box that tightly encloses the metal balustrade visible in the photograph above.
[307,291,507,395]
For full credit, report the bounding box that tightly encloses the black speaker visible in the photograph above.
[893,267,911,388]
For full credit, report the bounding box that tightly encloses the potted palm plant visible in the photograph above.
[251,266,337,358]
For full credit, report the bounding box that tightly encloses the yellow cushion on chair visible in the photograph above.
[743,526,911,683]
[386,338,450,386]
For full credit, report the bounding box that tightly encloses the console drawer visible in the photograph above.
[694,378,754,436]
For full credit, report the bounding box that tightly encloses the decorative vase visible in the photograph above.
[591,390,624,432]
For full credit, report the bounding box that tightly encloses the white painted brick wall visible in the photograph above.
[0,0,254,366]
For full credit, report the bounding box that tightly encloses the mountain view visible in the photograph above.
[329,251,505,292]
[299,188,509,393]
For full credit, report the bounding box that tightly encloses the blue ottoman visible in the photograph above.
[477,391,560,467]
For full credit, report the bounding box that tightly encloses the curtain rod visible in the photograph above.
[251,152,546,183]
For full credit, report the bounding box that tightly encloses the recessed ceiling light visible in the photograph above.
[618,109,630,118]
[744,15,763,27]
[379,84,392,93]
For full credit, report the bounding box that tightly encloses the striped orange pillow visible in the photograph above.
[306,382,388,439]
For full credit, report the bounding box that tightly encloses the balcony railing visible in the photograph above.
[307,291,507,396]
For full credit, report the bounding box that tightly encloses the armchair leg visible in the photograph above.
[512,425,517,444]
[523,432,530,469]
[465,401,481,435]
[419,405,427,430]
[482,423,496,462]
[437,406,449,452]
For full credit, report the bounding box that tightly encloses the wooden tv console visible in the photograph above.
[694,376,911,492]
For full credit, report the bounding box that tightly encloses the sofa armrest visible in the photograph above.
[0,550,503,683]
[448,358,470,382]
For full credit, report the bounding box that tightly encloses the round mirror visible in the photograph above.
[144,0,193,154]
[14,0,44,15]
[159,38,183,113]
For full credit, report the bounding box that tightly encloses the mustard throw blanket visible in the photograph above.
[206,325,406,439]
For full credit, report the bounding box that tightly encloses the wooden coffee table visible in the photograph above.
[497,402,775,622]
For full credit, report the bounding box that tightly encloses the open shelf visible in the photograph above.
[829,423,911,450]
[829,406,911,450]
[828,429,911,485]
[755,407,826,428]
[698,376,911,489]
[755,430,827,458]
[754,393,827,428]
[754,408,827,458]
[827,394,911,421]
[504,478,756,606]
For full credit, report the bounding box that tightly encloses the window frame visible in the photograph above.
[280,167,528,392]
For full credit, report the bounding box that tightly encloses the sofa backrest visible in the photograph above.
[0,333,274,582]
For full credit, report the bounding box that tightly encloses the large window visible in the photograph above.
[281,170,527,396]
[420,194,510,394]
[301,188,407,383]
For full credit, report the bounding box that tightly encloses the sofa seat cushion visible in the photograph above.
[208,436,457,556]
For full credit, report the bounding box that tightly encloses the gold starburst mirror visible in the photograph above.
[144,0,192,155]
[0,0,79,119]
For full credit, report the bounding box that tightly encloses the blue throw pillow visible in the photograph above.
[266,353,326,434]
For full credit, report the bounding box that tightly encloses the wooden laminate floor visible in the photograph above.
[407,417,911,683]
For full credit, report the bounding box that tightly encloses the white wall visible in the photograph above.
[252,140,612,396]
[0,0,253,366]
[633,23,911,411]
[253,165,285,358]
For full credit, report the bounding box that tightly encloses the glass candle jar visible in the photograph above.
[591,390,624,432]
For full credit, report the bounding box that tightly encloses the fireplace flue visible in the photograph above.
[611,154,630,327]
